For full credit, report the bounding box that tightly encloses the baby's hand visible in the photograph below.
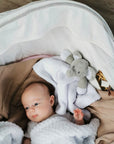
[22,137,31,144]
[73,108,84,125]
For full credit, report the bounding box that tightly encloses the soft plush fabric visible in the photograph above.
[26,114,100,144]
[0,121,23,144]
[33,56,100,115]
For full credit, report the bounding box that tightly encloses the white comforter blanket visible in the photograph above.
[26,114,100,144]
[0,121,23,144]
[33,57,100,115]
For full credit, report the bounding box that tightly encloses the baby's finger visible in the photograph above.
[79,111,84,119]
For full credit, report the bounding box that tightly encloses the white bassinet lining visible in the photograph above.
[0,0,114,88]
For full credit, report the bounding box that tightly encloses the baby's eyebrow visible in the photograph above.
[34,98,42,101]
[23,105,29,108]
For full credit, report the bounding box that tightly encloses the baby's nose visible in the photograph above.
[29,106,35,112]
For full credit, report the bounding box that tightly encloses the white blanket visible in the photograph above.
[26,114,100,144]
[0,121,23,144]
[33,56,100,115]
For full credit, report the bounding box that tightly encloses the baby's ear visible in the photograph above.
[73,51,82,60]
[50,95,55,106]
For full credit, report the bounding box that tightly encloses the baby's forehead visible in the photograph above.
[23,83,50,97]
[26,83,48,91]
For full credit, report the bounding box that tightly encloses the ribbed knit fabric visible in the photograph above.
[26,114,100,144]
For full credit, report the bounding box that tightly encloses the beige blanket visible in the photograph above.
[88,91,114,144]
[0,58,49,130]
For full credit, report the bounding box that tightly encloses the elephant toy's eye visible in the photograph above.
[78,71,80,74]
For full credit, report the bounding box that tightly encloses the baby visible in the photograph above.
[21,82,84,143]
[21,82,99,144]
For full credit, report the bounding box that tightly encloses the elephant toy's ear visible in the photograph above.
[87,66,97,80]
[73,51,82,60]
[60,49,74,64]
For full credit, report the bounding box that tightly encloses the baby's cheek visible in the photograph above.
[26,111,31,118]
[39,105,47,112]
[41,105,51,114]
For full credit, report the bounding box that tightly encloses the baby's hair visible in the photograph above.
[24,81,55,96]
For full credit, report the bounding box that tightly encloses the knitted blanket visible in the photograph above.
[0,121,23,144]
[26,114,100,144]
[33,57,101,115]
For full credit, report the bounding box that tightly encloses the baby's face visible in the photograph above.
[21,83,54,122]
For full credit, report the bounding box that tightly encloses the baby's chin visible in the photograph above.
[28,111,54,122]
[29,115,47,123]
[29,117,40,123]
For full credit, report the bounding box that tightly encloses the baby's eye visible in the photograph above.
[25,107,29,111]
[34,102,39,106]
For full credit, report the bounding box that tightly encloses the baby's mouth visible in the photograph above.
[32,114,38,118]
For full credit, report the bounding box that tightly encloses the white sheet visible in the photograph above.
[0,0,114,88]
